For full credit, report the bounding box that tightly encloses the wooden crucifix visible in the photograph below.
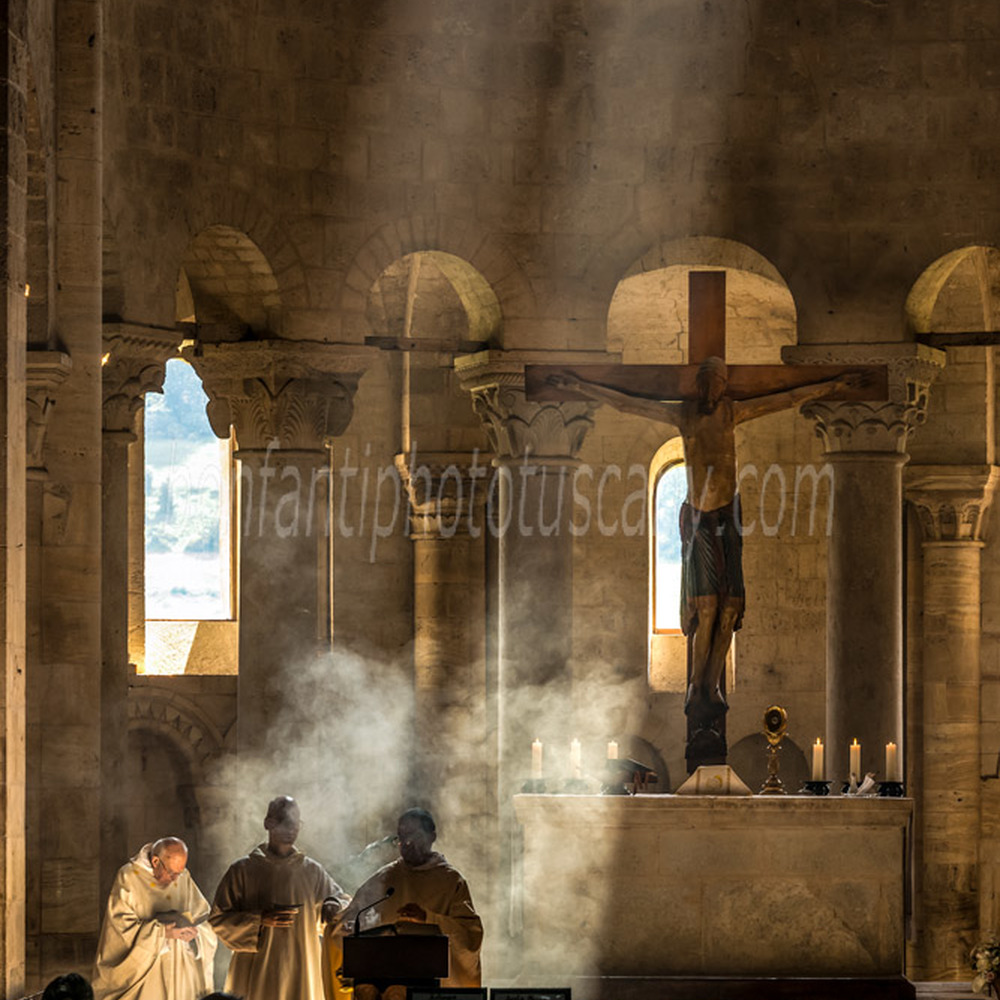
[525,271,887,775]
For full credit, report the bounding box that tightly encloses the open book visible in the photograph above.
[359,921,443,937]
[153,910,205,928]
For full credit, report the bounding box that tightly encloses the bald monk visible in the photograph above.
[210,796,350,1000]
[92,837,216,999]
[551,359,864,723]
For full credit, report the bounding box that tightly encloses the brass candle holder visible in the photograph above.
[759,705,788,796]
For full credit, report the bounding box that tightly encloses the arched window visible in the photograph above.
[648,440,686,691]
[653,461,686,632]
[144,358,232,621]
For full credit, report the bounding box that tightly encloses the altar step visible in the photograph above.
[570,975,982,999]
[914,985,981,999]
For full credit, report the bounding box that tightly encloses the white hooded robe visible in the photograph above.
[210,843,350,1000]
[92,844,216,1000]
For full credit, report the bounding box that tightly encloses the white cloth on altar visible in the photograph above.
[342,852,483,987]
[210,843,350,1000]
[92,844,216,1000]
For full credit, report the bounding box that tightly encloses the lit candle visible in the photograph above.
[531,739,543,780]
[885,742,899,782]
[849,738,861,779]
[607,740,619,760]
[570,738,582,778]
[811,738,825,781]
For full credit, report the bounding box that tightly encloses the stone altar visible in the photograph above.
[514,794,913,999]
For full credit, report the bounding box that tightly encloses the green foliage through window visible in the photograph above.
[145,359,231,619]
[654,463,685,631]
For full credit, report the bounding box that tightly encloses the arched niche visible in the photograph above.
[125,687,230,887]
[177,225,281,340]
[905,244,999,466]
[905,244,1000,335]
[366,250,502,350]
[607,236,796,365]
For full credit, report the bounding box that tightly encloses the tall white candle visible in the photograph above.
[885,742,899,782]
[607,739,619,760]
[531,739,543,779]
[849,738,861,778]
[811,738,825,781]
[570,738,582,778]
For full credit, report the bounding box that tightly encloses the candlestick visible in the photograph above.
[849,738,861,779]
[531,739,543,780]
[607,739,619,760]
[570,738,582,778]
[811,738,825,781]
[885,741,899,782]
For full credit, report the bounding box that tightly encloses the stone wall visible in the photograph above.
[15,0,1000,987]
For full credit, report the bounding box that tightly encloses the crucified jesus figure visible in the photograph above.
[550,357,867,730]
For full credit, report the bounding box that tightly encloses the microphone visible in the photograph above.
[359,835,396,855]
[353,886,395,936]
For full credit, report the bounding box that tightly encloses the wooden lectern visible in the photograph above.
[324,925,449,999]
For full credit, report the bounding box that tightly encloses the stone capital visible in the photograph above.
[782,342,946,407]
[180,340,375,452]
[27,350,72,478]
[787,343,945,455]
[395,450,489,539]
[905,464,1000,542]
[102,324,183,435]
[800,400,924,454]
[455,351,601,461]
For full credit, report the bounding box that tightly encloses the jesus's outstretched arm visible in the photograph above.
[547,373,683,426]
[733,371,869,424]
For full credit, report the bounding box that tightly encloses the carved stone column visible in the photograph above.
[35,0,104,975]
[100,327,178,901]
[24,351,70,984]
[396,451,489,889]
[0,5,31,990]
[905,466,999,980]
[183,341,370,800]
[789,344,944,784]
[456,353,594,797]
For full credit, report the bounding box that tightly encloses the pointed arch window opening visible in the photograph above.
[144,357,234,623]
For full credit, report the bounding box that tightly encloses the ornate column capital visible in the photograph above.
[102,324,182,436]
[455,351,598,461]
[180,340,375,452]
[784,343,946,454]
[395,450,489,539]
[27,350,72,479]
[905,464,1000,542]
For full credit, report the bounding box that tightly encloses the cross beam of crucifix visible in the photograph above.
[525,271,887,405]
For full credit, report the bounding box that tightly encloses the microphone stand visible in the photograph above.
[353,887,395,936]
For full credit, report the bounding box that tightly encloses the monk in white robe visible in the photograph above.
[93,837,216,1000]
[210,795,350,1000]
[341,808,483,988]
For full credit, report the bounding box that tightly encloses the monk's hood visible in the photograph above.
[403,850,448,872]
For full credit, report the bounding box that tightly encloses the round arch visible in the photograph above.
[127,686,229,782]
[340,216,533,345]
[905,244,1000,335]
[607,236,796,366]
[367,250,503,349]
[178,225,282,339]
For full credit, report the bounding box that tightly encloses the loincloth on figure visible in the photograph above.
[679,496,746,636]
